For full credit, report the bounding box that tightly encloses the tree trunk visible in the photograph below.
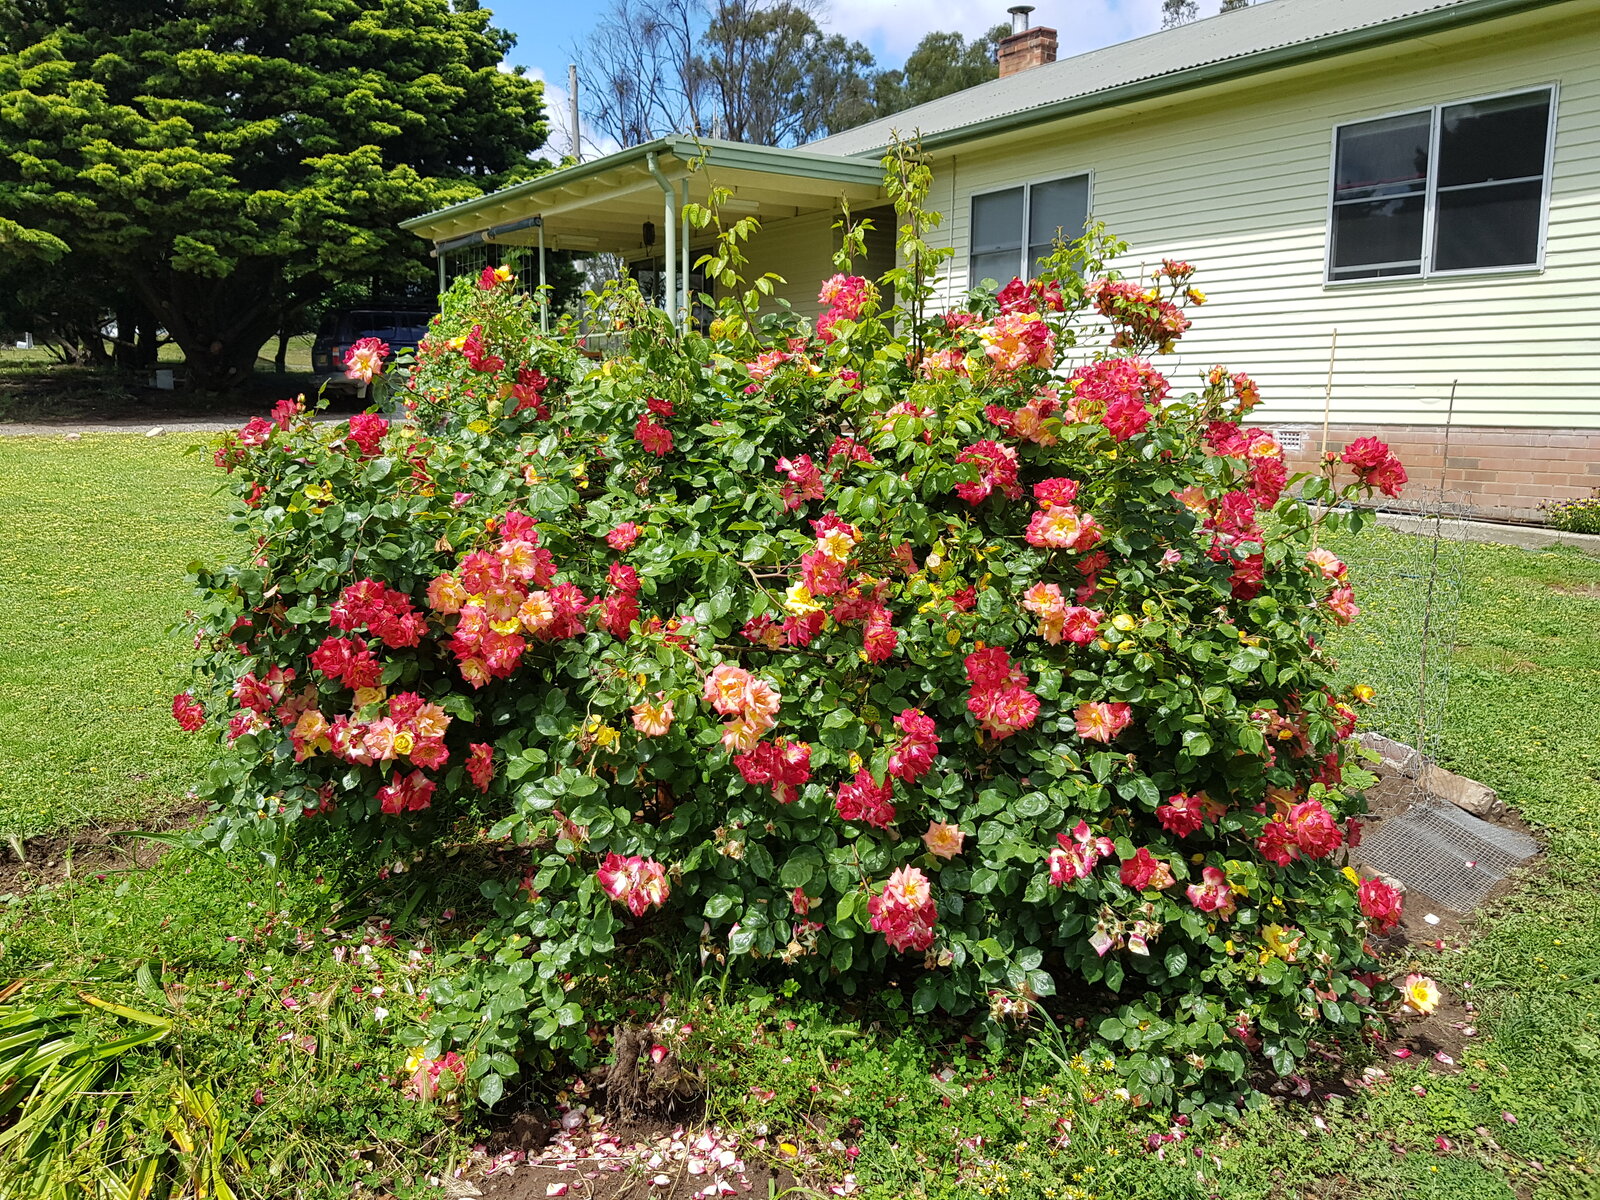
[113,304,161,371]
[180,335,273,392]
[134,266,282,393]
[134,317,160,370]
[114,307,137,369]
[73,322,114,367]
[274,326,290,373]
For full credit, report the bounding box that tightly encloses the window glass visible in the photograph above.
[1432,89,1551,272]
[1330,195,1426,279]
[1331,112,1429,280]
[1328,89,1553,281]
[1437,91,1551,188]
[1434,179,1543,271]
[971,178,1093,286]
[1027,176,1090,276]
[970,188,1023,286]
[1333,112,1430,203]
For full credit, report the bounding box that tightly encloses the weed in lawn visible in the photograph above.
[0,435,234,840]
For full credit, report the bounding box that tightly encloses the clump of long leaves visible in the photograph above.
[0,974,244,1199]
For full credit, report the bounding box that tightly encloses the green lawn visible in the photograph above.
[2,438,1599,1198]
[0,434,233,837]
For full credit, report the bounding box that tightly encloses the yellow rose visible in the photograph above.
[784,583,822,615]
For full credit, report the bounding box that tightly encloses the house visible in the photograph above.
[402,0,1600,522]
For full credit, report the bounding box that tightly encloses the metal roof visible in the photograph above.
[806,0,1574,157]
[402,136,885,244]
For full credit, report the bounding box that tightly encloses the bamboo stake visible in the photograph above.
[1320,328,1338,461]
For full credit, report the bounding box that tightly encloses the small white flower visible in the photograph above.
[373,1006,388,1022]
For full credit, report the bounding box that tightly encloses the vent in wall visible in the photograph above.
[1275,428,1307,453]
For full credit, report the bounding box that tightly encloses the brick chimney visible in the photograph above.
[998,5,1058,78]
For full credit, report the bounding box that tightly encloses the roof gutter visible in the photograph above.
[883,0,1574,154]
[431,214,544,257]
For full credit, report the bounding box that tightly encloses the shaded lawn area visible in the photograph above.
[0,434,233,838]
[0,342,317,425]
[2,441,1600,1199]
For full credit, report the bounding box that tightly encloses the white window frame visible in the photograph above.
[1323,83,1559,287]
[968,170,1094,286]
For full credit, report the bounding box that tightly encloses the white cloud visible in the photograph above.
[819,0,1166,63]
[523,64,626,162]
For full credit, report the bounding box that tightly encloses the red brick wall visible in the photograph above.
[1274,425,1600,524]
[997,28,1058,77]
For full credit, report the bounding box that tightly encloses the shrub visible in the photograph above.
[1543,490,1600,535]
[181,147,1407,1115]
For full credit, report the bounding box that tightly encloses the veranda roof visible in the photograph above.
[400,136,885,255]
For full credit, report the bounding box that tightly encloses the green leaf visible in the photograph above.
[477,1073,505,1105]
[780,848,823,889]
[1104,960,1125,992]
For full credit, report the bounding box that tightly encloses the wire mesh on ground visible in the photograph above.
[1356,798,1539,911]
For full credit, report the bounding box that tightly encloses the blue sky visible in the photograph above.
[491,0,1169,156]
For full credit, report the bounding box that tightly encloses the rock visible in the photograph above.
[63,432,82,441]
[1358,732,1425,777]
[1419,762,1502,818]
[146,426,165,437]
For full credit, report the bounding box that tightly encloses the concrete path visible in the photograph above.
[0,414,350,437]
[1377,510,1600,556]
[0,418,247,437]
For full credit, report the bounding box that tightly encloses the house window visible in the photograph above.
[1328,87,1555,282]
[970,174,1090,286]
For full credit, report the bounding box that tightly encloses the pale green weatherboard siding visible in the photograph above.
[922,4,1600,428]
[738,209,839,318]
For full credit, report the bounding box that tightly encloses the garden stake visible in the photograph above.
[1320,327,1338,462]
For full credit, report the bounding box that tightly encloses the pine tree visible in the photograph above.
[0,0,549,390]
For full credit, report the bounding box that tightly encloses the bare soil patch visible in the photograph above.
[1549,582,1600,599]
[469,1110,807,1200]
[1356,767,1541,951]
[0,806,203,896]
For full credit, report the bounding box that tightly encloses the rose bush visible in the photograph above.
[181,154,1405,1115]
